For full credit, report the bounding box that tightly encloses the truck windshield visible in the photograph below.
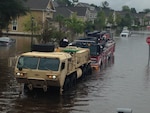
[17,56,38,69]
[89,45,102,56]
[38,58,60,71]
[89,46,98,56]
[17,56,60,71]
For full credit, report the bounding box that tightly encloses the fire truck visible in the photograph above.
[69,30,115,70]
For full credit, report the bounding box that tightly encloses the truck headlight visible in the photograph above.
[16,72,25,76]
[47,75,57,79]
[52,75,56,79]
[16,72,21,76]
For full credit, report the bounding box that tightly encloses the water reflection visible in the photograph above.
[0,36,31,113]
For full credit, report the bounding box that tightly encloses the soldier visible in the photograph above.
[59,37,69,47]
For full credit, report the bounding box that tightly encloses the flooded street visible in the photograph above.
[0,34,150,113]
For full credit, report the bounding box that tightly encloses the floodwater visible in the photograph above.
[0,34,150,113]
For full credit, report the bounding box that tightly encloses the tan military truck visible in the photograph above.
[14,45,92,94]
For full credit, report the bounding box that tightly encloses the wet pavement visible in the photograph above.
[0,35,150,113]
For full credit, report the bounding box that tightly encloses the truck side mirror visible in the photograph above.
[8,56,17,68]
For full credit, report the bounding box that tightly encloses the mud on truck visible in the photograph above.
[14,44,92,94]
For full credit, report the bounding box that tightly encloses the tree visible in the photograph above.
[84,21,95,32]
[143,8,150,13]
[40,21,65,44]
[131,8,137,14]
[23,16,41,34]
[54,15,65,32]
[115,13,122,26]
[55,0,73,6]
[94,10,106,30]
[122,5,130,12]
[65,13,85,41]
[107,12,114,25]
[120,13,132,28]
[101,1,109,8]
[0,0,28,36]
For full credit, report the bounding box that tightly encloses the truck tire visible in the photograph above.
[87,64,92,75]
[72,72,77,86]
[23,84,33,94]
[63,76,70,91]
[81,66,87,79]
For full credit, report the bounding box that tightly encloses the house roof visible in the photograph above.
[54,6,87,18]
[54,7,71,18]
[24,0,55,11]
[99,8,114,17]
[67,7,87,16]
[75,2,91,8]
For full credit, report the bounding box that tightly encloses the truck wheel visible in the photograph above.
[87,64,92,75]
[24,84,29,93]
[82,67,87,79]
[72,73,77,86]
[63,77,70,91]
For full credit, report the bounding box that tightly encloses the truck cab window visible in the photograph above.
[61,62,65,70]
[38,58,60,71]
[17,56,38,69]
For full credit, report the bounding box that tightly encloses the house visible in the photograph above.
[144,12,150,26]
[54,7,88,21]
[52,6,89,33]
[102,8,116,27]
[75,2,97,23]
[7,0,55,35]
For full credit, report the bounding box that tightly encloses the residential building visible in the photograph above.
[7,0,55,35]
[75,2,97,23]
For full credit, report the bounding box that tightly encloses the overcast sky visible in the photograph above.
[78,0,150,12]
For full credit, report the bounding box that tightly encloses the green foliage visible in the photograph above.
[0,0,28,30]
[23,16,41,34]
[54,14,65,32]
[115,14,122,26]
[64,13,85,40]
[55,0,73,6]
[143,8,150,13]
[85,21,95,31]
[131,8,137,13]
[39,21,66,44]
[119,13,132,28]
[101,1,109,8]
[107,12,114,25]
[122,5,130,12]
[94,10,106,30]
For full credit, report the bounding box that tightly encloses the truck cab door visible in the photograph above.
[59,60,68,88]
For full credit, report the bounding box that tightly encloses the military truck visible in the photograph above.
[14,45,92,94]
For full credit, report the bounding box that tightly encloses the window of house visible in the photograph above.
[12,19,17,31]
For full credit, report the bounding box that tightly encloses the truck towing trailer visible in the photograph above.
[14,45,92,94]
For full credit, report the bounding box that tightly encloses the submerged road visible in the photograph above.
[0,34,150,113]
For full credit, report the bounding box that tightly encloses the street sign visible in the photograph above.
[146,37,150,45]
